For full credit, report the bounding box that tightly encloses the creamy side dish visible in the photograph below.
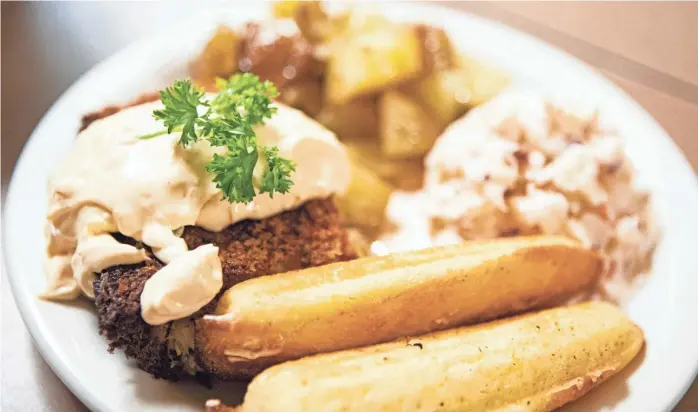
[43,99,351,324]
[380,92,658,302]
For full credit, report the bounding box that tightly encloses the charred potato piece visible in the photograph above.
[379,90,440,159]
[415,24,455,72]
[326,23,424,104]
[235,302,643,412]
[190,26,240,91]
[315,98,379,139]
[278,80,324,117]
[238,21,321,88]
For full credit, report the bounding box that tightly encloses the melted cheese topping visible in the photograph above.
[42,99,351,321]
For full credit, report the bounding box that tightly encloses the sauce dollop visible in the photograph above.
[43,99,351,314]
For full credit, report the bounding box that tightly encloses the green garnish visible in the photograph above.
[139,73,295,204]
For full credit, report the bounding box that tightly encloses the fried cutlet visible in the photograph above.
[93,198,357,381]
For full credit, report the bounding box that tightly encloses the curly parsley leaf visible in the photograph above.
[260,146,296,198]
[213,73,279,124]
[151,80,208,146]
[139,74,294,204]
[205,147,258,203]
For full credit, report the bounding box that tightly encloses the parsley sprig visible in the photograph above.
[139,73,296,204]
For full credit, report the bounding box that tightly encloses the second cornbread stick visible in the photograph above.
[196,236,601,378]
[231,302,643,412]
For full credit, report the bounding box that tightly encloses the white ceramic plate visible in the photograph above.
[4,3,698,411]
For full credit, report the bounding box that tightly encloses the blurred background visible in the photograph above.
[2,2,697,411]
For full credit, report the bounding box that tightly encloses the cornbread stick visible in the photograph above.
[196,236,601,378]
[235,302,644,412]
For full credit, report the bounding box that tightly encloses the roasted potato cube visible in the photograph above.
[414,24,455,72]
[326,24,424,104]
[335,159,392,235]
[190,26,240,91]
[315,98,379,139]
[238,21,321,88]
[273,1,337,44]
[458,54,510,106]
[297,9,384,56]
[292,1,334,44]
[379,90,440,159]
[344,138,425,191]
[336,10,391,36]
[407,67,471,125]
[271,1,301,19]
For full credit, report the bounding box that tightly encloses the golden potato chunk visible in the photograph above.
[379,90,440,159]
[190,26,240,91]
[291,1,334,44]
[458,53,511,106]
[344,138,424,191]
[326,24,424,104]
[271,1,300,19]
[335,158,392,235]
[407,67,472,125]
[315,98,379,139]
[333,9,391,38]
[414,24,455,72]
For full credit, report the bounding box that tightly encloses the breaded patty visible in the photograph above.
[94,198,356,381]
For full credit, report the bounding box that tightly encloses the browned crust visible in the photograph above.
[79,92,160,132]
[201,369,622,412]
[542,367,619,412]
[540,324,644,411]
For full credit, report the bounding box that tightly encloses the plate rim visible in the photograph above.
[4,3,698,411]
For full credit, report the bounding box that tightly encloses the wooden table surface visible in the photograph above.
[2,2,697,411]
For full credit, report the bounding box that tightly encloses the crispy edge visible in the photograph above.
[79,92,160,132]
[540,322,644,411]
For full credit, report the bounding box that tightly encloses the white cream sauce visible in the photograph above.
[43,99,350,324]
[140,244,223,325]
